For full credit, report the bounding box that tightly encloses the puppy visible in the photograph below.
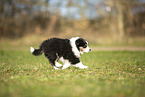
[30,37,91,69]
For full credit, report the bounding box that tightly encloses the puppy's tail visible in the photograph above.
[30,47,43,56]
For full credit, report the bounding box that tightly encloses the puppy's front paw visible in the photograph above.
[55,62,62,67]
[79,65,88,69]
[53,66,60,70]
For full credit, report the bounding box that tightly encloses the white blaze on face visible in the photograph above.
[83,41,91,53]
[84,46,91,53]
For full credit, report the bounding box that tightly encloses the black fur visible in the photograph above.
[75,38,87,50]
[32,38,80,67]
[32,45,43,56]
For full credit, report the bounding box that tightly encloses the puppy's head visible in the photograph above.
[75,38,91,54]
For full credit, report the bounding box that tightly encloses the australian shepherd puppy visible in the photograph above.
[30,37,91,69]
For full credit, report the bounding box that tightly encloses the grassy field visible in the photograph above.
[0,47,145,97]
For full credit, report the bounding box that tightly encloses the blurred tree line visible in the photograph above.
[0,0,145,41]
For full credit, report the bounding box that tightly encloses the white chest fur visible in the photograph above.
[69,37,81,58]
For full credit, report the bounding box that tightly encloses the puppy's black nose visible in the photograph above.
[89,49,91,52]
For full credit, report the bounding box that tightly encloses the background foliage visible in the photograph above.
[0,0,145,44]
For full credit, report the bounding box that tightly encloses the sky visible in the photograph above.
[3,0,145,19]
[48,0,103,19]
[48,0,145,19]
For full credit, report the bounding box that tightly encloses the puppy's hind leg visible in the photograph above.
[45,53,59,70]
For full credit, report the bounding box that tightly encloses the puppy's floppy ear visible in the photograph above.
[76,38,83,46]
[77,42,80,45]
[76,41,83,46]
[76,40,80,46]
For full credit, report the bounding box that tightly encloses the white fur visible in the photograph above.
[62,63,71,69]
[84,46,91,53]
[59,57,65,63]
[59,57,71,69]
[59,57,88,69]
[84,41,90,53]
[69,37,81,58]
[53,66,59,70]
[55,62,62,67]
[73,62,88,69]
[30,47,35,53]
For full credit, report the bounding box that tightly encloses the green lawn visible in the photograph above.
[0,49,145,97]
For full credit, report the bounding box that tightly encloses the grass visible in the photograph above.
[0,47,145,97]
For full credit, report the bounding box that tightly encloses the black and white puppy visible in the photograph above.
[30,37,91,69]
